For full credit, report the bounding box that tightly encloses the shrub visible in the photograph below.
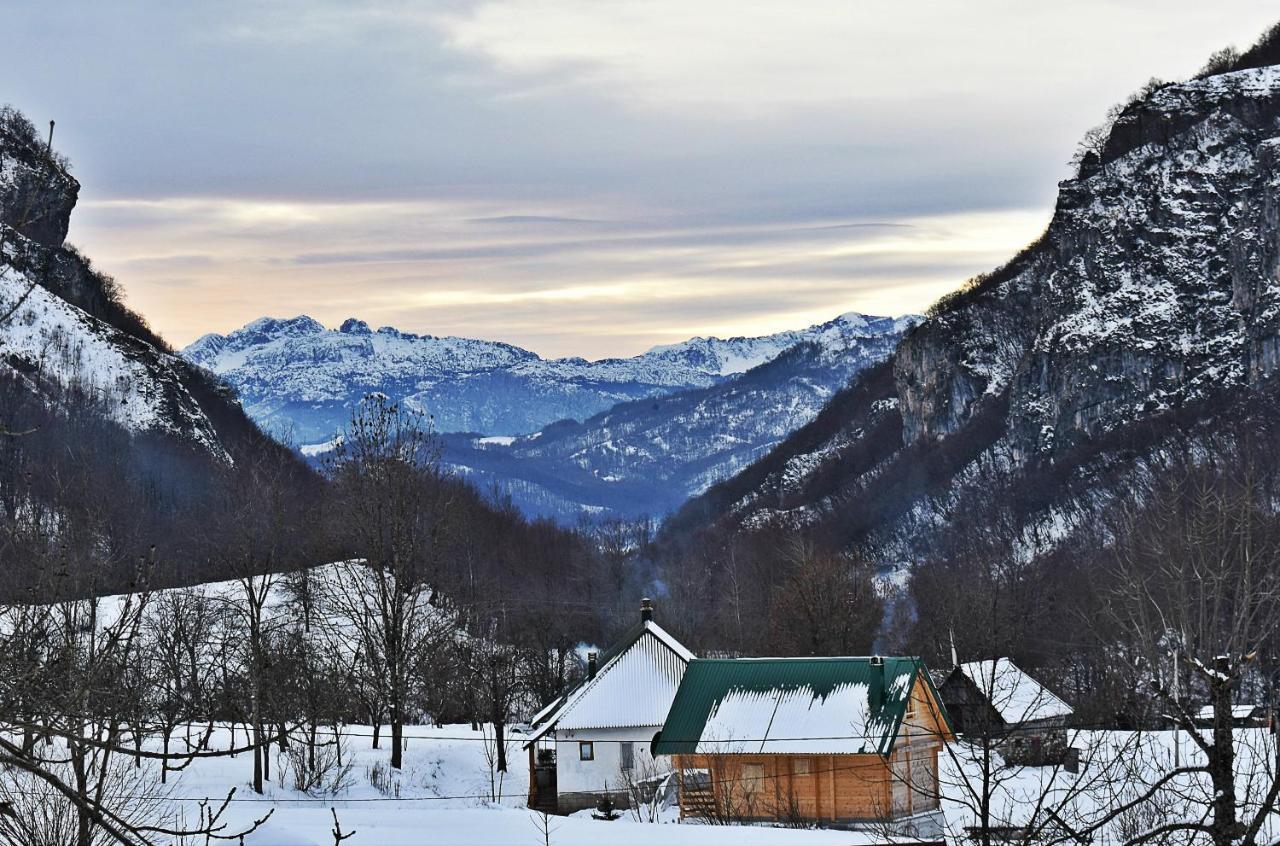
[277,738,355,797]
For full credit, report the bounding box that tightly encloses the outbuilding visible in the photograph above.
[1194,703,1269,729]
[937,658,1074,765]
[652,656,953,836]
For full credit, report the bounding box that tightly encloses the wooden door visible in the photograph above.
[890,755,910,816]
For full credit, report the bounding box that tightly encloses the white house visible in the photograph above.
[525,598,693,814]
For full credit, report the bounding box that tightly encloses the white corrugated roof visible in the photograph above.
[958,658,1073,724]
[1196,704,1261,720]
[529,695,563,727]
[531,620,692,738]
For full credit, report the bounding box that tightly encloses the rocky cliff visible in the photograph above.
[0,106,286,462]
[666,61,1280,563]
[901,67,1280,459]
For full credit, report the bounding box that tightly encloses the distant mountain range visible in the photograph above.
[184,313,916,520]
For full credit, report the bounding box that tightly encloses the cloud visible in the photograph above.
[69,191,1046,356]
[6,0,1280,356]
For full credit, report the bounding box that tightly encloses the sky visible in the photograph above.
[3,1,1279,358]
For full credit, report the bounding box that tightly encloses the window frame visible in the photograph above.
[620,741,634,771]
[578,741,594,762]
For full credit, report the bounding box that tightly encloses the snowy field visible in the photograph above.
[149,724,889,846]
[97,722,1280,844]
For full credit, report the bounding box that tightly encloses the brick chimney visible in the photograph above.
[587,651,598,680]
[641,597,654,623]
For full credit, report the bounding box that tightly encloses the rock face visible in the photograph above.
[0,108,271,460]
[900,67,1280,459]
[668,64,1280,560]
[185,312,915,445]
[0,112,78,248]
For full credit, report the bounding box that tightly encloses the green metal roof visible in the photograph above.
[651,656,951,757]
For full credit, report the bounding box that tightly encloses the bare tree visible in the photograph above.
[464,621,524,779]
[1081,459,1280,846]
[322,395,455,769]
[0,563,272,846]
[769,536,882,656]
[141,587,222,783]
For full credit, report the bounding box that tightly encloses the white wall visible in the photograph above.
[553,725,667,797]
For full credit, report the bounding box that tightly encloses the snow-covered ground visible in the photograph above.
[145,723,894,846]
[114,722,1280,844]
[53,577,1280,843]
[939,728,1280,842]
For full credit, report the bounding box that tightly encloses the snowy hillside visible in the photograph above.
[0,255,227,455]
[437,320,913,521]
[665,62,1280,566]
[184,312,914,444]
[0,107,263,460]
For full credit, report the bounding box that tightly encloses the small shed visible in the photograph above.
[1194,704,1269,729]
[938,658,1073,765]
[652,656,953,835]
[525,599,693,814]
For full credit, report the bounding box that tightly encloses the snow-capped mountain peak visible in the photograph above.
[183,312,916,447]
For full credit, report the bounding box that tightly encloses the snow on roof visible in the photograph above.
[698,681,894,755]
[529,620,692,740]
[643,618,695,663]
[528,695,563,728]
[1195,704,1261,721]
[957,659,1073,725]
[656,657,942,757]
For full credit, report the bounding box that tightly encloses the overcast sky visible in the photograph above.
[4,2,1278,357]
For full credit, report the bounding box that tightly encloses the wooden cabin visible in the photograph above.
[651,656,953,836]
[525,599,693,814]
[937,659,1073,766]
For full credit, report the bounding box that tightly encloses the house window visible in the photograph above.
[620,741,634,771]
[579,741,594,762]
[793,758,811,775]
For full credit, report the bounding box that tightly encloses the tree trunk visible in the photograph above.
[72,739,91,846]
[391,714,403,770]
[252,713,264,794]
[1209,676,1240,846]
[161,727,172,784]
[390,652,404,769]
[263,728,272,784]
[494,716,508,773]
